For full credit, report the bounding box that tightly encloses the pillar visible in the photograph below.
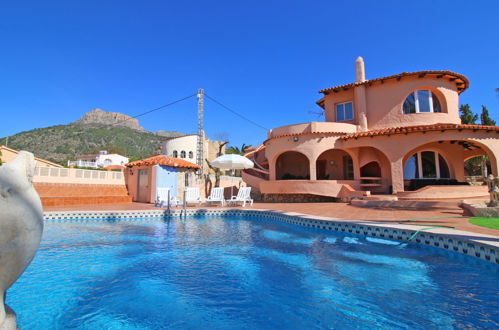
[390,158,405,193]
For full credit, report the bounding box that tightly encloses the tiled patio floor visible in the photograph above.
[43,201,499,236]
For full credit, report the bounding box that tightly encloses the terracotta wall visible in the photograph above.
[34,182,131,207]
[322,76,461,131]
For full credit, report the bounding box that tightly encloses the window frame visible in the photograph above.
[403,90,441,114]
[335,102,354,122]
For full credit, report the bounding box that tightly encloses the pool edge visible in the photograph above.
[42,208,499,264]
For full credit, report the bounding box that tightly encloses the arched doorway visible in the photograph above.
[276,151,310,180]
[315,149,353,180]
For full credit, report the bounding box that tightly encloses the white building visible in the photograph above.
[162,135,226,173]
[68,150,129,169]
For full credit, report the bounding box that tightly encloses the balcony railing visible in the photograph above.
[67,160,99,168]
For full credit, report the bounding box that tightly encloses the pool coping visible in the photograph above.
[43,208,499,264]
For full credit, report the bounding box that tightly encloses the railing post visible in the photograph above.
[167,189,171,218]
[182,190,187,219]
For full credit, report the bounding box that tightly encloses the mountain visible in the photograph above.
[1,109,186,164]
[75,108,145,131]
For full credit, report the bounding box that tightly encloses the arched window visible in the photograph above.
[188,151,193,159]
[173,150,178,158]
[180,150,186,158]
[404,151,450,179]
[403,90,441,114]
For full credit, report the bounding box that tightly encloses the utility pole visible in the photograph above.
[196,88,204,180]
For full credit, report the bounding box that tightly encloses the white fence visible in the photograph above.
[34,166,125,185]
[67,160,98,168]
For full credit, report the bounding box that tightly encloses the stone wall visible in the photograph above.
[263,193,336,203]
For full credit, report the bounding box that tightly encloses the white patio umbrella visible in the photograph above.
[210,154,254,197]
[210,154,254,170]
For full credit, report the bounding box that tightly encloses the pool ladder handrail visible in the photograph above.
[165,189,171,219]
[179,190,187,219]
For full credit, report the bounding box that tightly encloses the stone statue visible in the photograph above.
[0,152,44,329]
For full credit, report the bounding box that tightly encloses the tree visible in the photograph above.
[204,141,229,192]
[226,143,252,155]
[480,105,496,126]
[459,104,478,124]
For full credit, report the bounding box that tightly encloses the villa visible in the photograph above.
[243,58,499,201]
[67,150,129,169]
[162,134,227,174]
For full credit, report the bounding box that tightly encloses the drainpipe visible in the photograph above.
[355,57,368,131]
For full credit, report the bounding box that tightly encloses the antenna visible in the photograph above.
[196,88,204,179]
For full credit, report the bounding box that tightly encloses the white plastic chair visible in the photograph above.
[155,187,179,208]
[226,187,253,207]
[206,187,225,206]
[184,187,202,205]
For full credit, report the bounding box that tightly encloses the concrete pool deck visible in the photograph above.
[43,201,499,237]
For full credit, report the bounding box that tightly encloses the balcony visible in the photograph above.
[268,121,357,140]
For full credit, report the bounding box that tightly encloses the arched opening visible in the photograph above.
[360,161,381,177]
[464,156,491,177]
[276,151,310,180]
[316,149,353,180]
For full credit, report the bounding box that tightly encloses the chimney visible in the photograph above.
[355,56,366,83]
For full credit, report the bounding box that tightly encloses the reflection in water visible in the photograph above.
[8,217,499,329]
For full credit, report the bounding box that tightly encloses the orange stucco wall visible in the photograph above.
[322,76,460,131]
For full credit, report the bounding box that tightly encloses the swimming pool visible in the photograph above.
[8,216,499,329]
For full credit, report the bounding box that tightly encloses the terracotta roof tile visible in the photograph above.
[318,71,469,95]
[104,165,126,170]
[339,124,499,140]
[126,155,200,169]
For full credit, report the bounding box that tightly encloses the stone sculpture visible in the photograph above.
[0,151,44,329]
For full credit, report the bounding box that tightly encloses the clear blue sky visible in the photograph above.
[1,1,498,148]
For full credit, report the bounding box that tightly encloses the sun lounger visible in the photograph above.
[184,187,202,205]
[206,187,225,206]
[226,187,253,207]
[155,187,179,208]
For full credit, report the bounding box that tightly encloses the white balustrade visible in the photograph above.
[34,166,124,185]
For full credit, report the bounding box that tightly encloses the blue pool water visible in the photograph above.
[8,217,499,329]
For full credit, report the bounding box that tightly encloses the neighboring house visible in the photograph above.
[68,150,129,169]
[243,57,499,200]
[0,145,63,167]
[162,135,226,174]
[125,154,200,203]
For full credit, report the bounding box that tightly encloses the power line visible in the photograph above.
[111,93,197,127]
[204,93,268,131]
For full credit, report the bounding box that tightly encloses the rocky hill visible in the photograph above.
[75,108,145,131]
[2,109,186,164]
